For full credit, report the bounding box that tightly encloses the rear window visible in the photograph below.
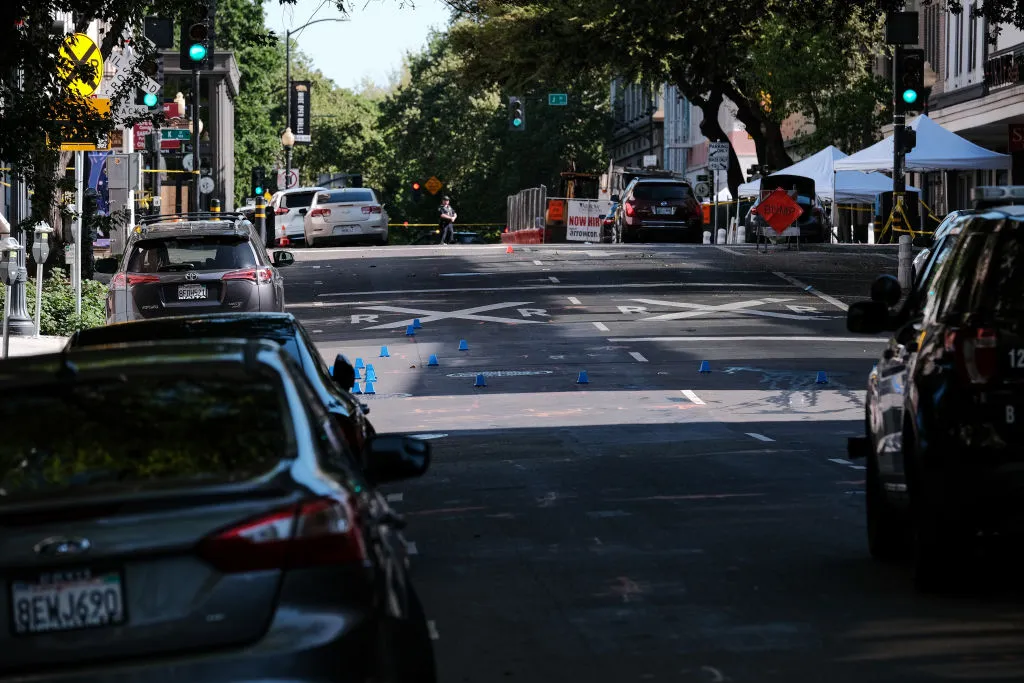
[126,236,256,273]
[0,373,293,501]
[946,221,1024,319]
[632,183,693,201]
[327,189,375,203]
[283,191,317,209]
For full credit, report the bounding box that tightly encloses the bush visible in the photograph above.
[0,271,106,336]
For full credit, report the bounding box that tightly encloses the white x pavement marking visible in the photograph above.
[630,297,831,322]
[358,302,544,329]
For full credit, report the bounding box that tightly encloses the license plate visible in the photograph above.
[654,207,674,215]
[10,570,126,635]
[177,284,208,300]
[333,225,359,235]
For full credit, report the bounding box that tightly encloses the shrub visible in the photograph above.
[0,271,106,336]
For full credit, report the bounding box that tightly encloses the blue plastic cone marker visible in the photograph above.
[413,318,423,329]
[816,371,829,384]
[379,346,390,358]
[577,370,589,384]
[406,325,416,336]
[363,381,376,395]
[698,360,711,373]
[329,365,334,376]
[365,365,378,382]
[428,354,439,367]
[474,373,487,387]
[355,357,365,370]
[458,339,469,351]
[351,382,362,395]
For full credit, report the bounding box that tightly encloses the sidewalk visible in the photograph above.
[2,335,69,358]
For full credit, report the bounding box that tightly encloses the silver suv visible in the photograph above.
[106,212,295,324]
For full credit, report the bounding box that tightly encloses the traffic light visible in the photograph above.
[135,54,162,111]
[895,48,925,113]
[900,128,918,155]
[180,1,216,70]
[411,181,422,202]
[508,96,525,131]
[251,167,266,197]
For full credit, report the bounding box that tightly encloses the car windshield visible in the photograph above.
[327,189,375,203]
[632,184,692,201]
[0,372,293,503]
[126,236,256,273]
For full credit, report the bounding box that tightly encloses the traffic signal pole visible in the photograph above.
[191,67,201,213]
[892,44,906,197]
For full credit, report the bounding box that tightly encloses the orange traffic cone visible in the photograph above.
[506,245,514,254]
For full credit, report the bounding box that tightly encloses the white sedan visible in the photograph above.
[303,188,389,247]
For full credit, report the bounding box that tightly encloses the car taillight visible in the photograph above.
[223,267,273,283]
[310,208,331,217]
[945,327,999,384]
[197,497,367,573]
[624,201,635,217]
[111,273,159,289]
[361,206,382,214]
[275,207,289,215]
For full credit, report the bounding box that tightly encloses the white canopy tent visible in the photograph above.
[833,114,1010,172]
[735,145,919,203]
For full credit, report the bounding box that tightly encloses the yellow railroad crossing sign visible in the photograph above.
[425,176,443,195]
[58,33,103,97]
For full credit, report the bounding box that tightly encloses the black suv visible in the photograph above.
[848,204,1024,591]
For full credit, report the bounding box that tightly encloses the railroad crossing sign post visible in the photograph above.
[58,33,103,97]
[707,142,730,236]
[425,176,443,195]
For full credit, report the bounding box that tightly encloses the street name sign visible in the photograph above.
[548,93,568,106]
[161,128,190,141]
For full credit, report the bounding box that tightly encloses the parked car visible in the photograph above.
[106,213,294,324]
[0,338,436,682]
[848,198,1024,592]
[270,186,328,245]
[612,178,702,243]
[65,312,374,454]
[303,188,389,247]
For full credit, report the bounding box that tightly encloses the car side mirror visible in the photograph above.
[272,251,294,267]
[611,194,620,203]
[847,300,890,335]
[870,274,902,307]
[330,353,355,388]
[364,435,431,484]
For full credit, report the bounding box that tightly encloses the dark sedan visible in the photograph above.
[0,339,436,682]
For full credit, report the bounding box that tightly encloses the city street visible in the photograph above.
[287,243,1024,683]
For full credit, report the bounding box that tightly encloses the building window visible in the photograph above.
[924,5,940,74]
[968,2,977,71]
[955,11,963,76]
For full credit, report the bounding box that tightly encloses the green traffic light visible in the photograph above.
[902,89,918,104]
[143,92,158,107]
[254,186,263,195]
[513,117,523,127]
[188,43,207,61]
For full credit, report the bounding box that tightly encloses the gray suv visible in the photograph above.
[106,212,295,324]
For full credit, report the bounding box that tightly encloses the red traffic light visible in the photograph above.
[412,182,421,190]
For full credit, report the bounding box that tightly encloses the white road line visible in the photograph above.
[714,246,745,256]
[533,259,543,265]
[606,336,887,343]
[549,276,560,283]
[592,321,610,331]
[386,493,404,503]
[773,271,849,312]
[427,620,440,640]
[314,280,323,285]
[405,541,419,556]
[312,329,323,333]
[568,296,582,305]
[829,458,855,467]
[629,351,649,363]
[746,432,775,442]
[315,281,762,298]
[681,390,705,405]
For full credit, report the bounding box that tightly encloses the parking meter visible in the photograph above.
[32,222,53,264]
[0,237,22,287]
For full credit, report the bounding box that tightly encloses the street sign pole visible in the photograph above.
[74,150,83,316]
[713,170,718,236]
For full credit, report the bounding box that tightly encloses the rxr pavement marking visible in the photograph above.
[351,302,547,329]
[622,297,832,322]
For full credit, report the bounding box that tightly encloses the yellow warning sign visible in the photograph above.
[425,176,443,195]
[55,97,112,151]
[58,33,104,97]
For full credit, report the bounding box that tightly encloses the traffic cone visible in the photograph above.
[365,365,378,382]
[379,347,390,358]
[351,382,362,395]
[406,325,416,336]
[413,318,423,329]
[474,373,487,387]
[698,360,711,373]
[458,339,469,351]
[815,371,828,384]
[355,357,365,370]
[364,381,376,395]
[576,370,589,384]
[506,245,514,254]
[428,354,439,367]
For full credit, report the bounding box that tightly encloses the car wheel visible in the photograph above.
[866,449,907,562]
[373,586,437,683]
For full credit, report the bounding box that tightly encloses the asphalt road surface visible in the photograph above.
[287,242,1024,683]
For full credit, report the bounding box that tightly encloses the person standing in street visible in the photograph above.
[439,196,457,245]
